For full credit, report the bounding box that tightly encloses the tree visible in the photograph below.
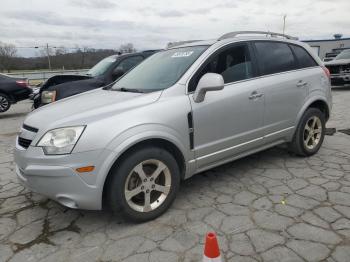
[0,42,17,72]
[80,46,90,68]
[118,43,136,54]
[55,46,67,56]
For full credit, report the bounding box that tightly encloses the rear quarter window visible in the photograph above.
[290,45,318,68]
[254,41,298,75]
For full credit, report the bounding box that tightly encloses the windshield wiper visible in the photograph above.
[118,87,145,93]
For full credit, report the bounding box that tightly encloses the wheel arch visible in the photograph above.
[307,100,330,121]
[0,90,14,102]
[297,97,330,124]
[291,97,330,143]
[101,137,187,209]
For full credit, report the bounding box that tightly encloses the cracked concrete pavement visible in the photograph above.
[1,87,350,262]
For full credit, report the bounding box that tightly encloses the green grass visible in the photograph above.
[29,79,44,86]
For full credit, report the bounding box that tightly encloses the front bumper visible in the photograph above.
[14,139,109,210]
[330,74,350,87]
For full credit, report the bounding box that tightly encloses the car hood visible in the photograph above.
[41,74,92,91]
[24,88,162,130]
[47,78,105,100]
[325,59,350,66]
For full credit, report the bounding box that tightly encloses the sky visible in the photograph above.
[1,0,349,57]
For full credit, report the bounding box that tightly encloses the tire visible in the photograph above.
[0,93,11,113]
[107,146,180,222]
[289,108,325,156]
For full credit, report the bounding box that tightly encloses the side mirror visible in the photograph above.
[112,69,125,79]
[193,73,224,103]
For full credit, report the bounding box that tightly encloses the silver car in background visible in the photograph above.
[15,31,332,222]
[325,49,350,87]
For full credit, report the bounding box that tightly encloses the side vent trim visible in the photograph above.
[187,112,194,150]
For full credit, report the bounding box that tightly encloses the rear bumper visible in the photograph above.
[14,139,111,210]
[12,88,32,102]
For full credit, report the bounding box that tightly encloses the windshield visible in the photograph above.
[335,51,350,60]
[112,46,208,92]
[87,56,117,77]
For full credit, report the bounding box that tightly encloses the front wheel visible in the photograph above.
[107,147,180,222]
[0,93,11,113]
[289,108,325,156]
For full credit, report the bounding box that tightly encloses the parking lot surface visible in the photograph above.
[1,88,350,262]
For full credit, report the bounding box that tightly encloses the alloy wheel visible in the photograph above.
[0,95,9,112]
[303,116,322,150]
[124,159,171,212]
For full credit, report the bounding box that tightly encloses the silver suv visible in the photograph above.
[15,31,332,222]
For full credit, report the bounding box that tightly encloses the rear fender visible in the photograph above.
[292,95,330,140]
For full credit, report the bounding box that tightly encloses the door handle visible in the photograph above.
[296,80,308,88]
[249,91,264,100]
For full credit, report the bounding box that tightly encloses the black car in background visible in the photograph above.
[0,73,32,113]
[34,50,159,108]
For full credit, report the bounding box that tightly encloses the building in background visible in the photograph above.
[303,34,350,60]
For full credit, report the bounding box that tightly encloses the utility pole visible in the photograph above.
[282,14,287,35]
[46,43,51,70]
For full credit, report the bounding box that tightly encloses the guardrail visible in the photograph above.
[6,69,89,82]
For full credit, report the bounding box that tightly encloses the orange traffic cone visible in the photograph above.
[203,232,222,262]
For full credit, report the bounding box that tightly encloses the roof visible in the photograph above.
[167,40,216,49]
[106,49,160,60]
[169,36,302,49]
[303,37,350,43]
[168,31,300,49]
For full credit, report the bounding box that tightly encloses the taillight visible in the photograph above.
[322,66,330,79]
[16,80,29,88]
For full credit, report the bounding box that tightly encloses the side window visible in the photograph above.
[254,42,298,75]
[189,44,253,92]
[290,45,318,68]
[115,56,143,72]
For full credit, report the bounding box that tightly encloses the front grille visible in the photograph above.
[340,64,350,74]
[327,65,340,75]
[18,137,32,149]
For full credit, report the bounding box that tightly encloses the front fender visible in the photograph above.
[95,123,193,189]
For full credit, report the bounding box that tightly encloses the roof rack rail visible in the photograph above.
[218,31,298,41]
[167,40,202,48]
[141,49,162,53]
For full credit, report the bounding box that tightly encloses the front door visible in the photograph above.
[188,43,265,170]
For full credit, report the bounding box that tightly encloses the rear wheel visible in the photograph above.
[107,147,180,222]
[290,108,325,156]
[0,93,11,113]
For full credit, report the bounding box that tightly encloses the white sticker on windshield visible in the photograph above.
[171,51,194,58]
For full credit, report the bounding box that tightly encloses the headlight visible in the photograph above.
[41,90,56,104]
[37,126,85,155]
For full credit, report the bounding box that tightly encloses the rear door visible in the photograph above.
[253,41,308,142]
[289,44,321,98]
